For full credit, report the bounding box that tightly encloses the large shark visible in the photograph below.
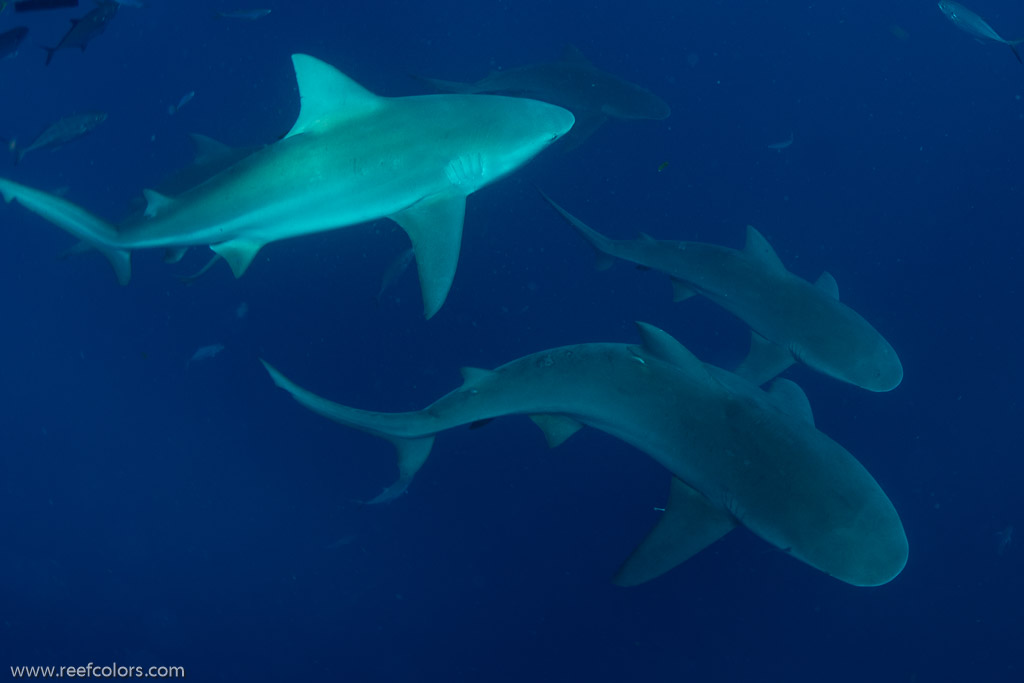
[261,323,908,587]
[541,192,903,392]
[418,46,670,147]
[0,54,574,318]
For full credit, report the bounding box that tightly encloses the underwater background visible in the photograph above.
[0,1,1021,680]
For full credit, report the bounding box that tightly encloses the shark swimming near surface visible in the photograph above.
[418,45,669,148]
[540,192,903,392]
[261,322,908,587]
[0,54,574,318]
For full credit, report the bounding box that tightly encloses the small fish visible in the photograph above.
[376,246,414,303]
[767,132,794,151]
[168,90,195,115]
[657,161,669,172]
[12,111,107,164]
[938,1,1023,63]
[42,0,118,66]
[0,26,28,60]
[187,343,225,367]
[215,8,271,20]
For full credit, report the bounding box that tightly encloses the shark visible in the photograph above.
[540,192,903,392]
[418,45,670,148]
[0,54,574,318]
[261,322,908,587]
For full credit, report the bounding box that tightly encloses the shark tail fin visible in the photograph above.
[1010,41,1023,64]
[0,177,131,284]
[537,189,617,270]
[260,359,437,504]
[41,45,57,67]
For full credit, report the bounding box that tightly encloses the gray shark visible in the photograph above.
[541,193,903,392]
[419,45,669,147]
[261,322,908,587]
[0,54,574,318]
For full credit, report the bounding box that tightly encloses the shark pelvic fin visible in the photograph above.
[530,414,583,448]
[814,271,839,300]
[163,247,188,264]
[766,378,814,425]
[391,195,466,319]
[733,331,795,387]
[142,189,173,217]
[633,322,709,380]
[613,477,737,586]
[287,54,383,139]
[743,225,786,273]
[211,238,264,278]
[366,434,435,504]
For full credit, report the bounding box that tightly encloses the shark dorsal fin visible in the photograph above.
[638,232,656,242]
[613,477,737,586]
[188,133,237,166]
[766,378,814,425]
[634,322,708,379]
[530,414,583,448]
[561,44,592,65]
[142,189,173,217]
[460,366,496,385]
[286,54,383,139]
[733,331,795,387]
[814,271,840,300]
[670,277,696,302]
[743,225,786,273]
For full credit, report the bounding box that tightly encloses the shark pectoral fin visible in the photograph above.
[670,278,696,302]
[142,189,173,217]
[814,271,839,300]
[613,477,737,587]
[766,378,814,425]
[633,322,712,382]
[366,434,436,504]
[0,176,131,284]
[211,238,264,278]
[743,225,786,273]
[391,195,466,319]
[163,247,188,264]
[733,331,795,386]
[529,414,583,448]
[287,54,383,138]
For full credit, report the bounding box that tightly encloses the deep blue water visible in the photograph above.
[0,1,1021,681]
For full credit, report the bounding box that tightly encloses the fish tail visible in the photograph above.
[0,177,131,284]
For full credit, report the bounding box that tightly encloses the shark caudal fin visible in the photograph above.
[0,177,131,283]
[260,359,436,503]
[1010,40,1023,63]
[537,189,617,270]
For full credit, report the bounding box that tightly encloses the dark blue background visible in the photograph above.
[1,1,1020,680]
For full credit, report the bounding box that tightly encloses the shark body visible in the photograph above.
[542,193,903,392]
[419,46,669,147]
[262,323,908,587]
[0,55,574,318]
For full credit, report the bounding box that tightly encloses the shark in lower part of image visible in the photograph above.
[0,54,574,318]
[261,322,908,587]
[540,192,903,392]
[418,45,669,148]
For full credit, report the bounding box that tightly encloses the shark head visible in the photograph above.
[447,95,574,188]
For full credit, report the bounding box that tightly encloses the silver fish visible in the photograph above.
[938,1,1023,62]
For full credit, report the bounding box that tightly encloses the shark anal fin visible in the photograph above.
[613,477,737,587]
[391,195,466,319]
[211,238,264,278]
[670,277,696,302]
[733,331,795,387]
[530,414,583,448]
[366,434,435,504]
